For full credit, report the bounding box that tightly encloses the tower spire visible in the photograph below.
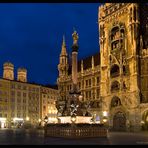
[60,35,67,56]
[62,35,66,47]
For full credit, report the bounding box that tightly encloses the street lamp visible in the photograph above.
[79,95,83,102]
[71,115,76,124]
[44,116,48,126]
[102,116,108,123]
[102,111,108,126]
[26,117,29,121]
[103,111,108,117]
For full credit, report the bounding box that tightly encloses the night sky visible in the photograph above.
[0,3,101,85]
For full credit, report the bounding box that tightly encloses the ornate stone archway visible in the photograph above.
[113,111,126,131]
[141,110,148,130]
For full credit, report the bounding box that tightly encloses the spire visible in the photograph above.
[81,60,84,74]
[92,56,94,70]
[62,35,66,47]
[60,35,67,56]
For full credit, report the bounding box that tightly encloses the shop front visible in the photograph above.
[0,118,7,128]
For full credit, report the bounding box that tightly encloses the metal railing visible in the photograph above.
[44,124,108,138]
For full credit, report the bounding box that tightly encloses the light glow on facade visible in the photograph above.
[103,111,108,117]
[13,118,24,122]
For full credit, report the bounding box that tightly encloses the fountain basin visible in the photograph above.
[44,123,108,138]
[58,116,92,124]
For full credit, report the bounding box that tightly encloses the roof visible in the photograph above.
[0,77,58,90]
[68,52,100,75]
[43,84,58,90]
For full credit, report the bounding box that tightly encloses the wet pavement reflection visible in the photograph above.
[0,129,148,145]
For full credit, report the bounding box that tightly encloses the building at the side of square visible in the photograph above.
[57,3,148,131]
[0,62,58,128]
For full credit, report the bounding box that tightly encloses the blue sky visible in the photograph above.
[0,3,101,85]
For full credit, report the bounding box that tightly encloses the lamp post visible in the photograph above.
[102,111,108,127]
[44,116,48,126]
[71,115,76,124]
[25,117,30,129]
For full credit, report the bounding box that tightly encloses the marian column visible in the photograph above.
[72,30,79,92]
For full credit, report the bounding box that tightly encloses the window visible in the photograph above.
[110,64,120,78]
[17,113,21,118]
[11,84,15,89]
[11,113,15,117]
[86,80,88,88]
[23,106,26,110]
[89,91,91,98]
[23,93,26,97]
[11,105,15,110]
[97,77,100,84]
[23,99,26,103]
[17,91,21,97]
[70,85,71,90]
[4,92,7,95]
[89,79,91,87]
[123,65,129,75]
[111,81,120,92]
[43,106,46,110]
[86,92,88,100]
[134,7,136,22]
[17,98,21,103]
[23,86,27,90]
[11,91,15,96]
[0,91,2,95]
[67,86,69,91]
[97,89,100,97]
[78,82,81,89]
[130,8,132,22]
[111,96,121,108]
[18,85,21,89]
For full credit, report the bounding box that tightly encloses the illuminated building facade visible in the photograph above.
[0,62,58,128]
[57,3,148,131]
[57,36,101,120]
[0,79,10,128]
[40,86,58,125]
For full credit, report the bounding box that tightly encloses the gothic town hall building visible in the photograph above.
[57,3,148,131]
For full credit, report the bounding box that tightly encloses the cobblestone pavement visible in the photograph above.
[0,129,148,145]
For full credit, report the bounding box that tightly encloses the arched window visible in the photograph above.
[130,8,132,22]
[111,96,121,108]
[111,26,119,41]
[141,110,148,130]
[111,80,120,92]
[110,64,120,78]
[134,7,136,22]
